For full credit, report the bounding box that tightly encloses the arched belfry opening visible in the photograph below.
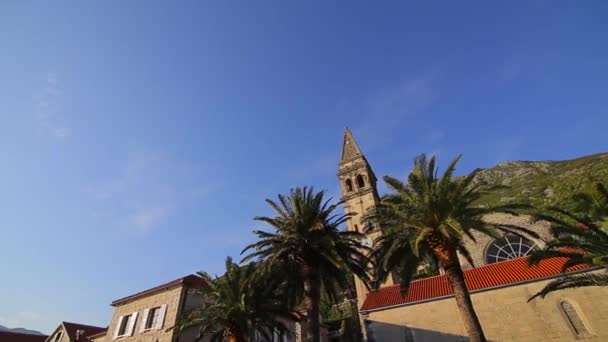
[356,175,366,188]
[345,179,353,192]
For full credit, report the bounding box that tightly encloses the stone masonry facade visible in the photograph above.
[362,273,608,341]
[107,284,185,342]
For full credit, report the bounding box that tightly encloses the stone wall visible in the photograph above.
[363,272,608,341]
[89,333,107,342]
[459,213,554,269]
[105,284,184,342]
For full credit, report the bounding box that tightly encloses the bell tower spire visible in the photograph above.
[337,128,393,308]
[341,127,364,162]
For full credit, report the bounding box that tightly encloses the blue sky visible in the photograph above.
[1,1,607,333]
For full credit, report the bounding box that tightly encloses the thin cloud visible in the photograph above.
[353,72,437,152]
[84,151,218,235]
[129,205,173,233]
[34,72,69,139]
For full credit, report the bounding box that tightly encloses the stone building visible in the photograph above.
[76,274,314,342]
[337,128,608,341]
[45,322,106,342]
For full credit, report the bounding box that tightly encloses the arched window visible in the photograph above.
[560,300,591,338]
[356,175,365,188]
[485,234,537,264]
[345,179,353,192]
[354,224,359,232]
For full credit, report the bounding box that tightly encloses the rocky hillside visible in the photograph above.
[0,324,44,335]
[473,152,608,209]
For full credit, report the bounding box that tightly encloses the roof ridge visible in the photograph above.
[62,321,105,328]
[111,273,208,306]
[360,256,592,312]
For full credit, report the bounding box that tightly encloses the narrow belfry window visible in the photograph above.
[354,224,359,232]
[356,175,365,188]
[345,179,353,192]
[560,300,591,338]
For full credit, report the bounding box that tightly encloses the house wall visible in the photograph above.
[106,285,184,342]
[45,326,69,342]
[362,275,608,342]
[173,288,211,342]
[89,333,107,342]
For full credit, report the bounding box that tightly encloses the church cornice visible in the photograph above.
[341,187,376,201]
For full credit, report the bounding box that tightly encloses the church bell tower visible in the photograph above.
[338,128,393,307]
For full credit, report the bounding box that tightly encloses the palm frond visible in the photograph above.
[528,272,608,301]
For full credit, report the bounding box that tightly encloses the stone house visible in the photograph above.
[45,322,106,342]
[87,274,313,342]
[102,274,209,342]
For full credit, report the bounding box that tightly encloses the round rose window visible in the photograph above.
[485,234,537,264]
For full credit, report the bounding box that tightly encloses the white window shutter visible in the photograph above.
[127,311,139,336]
[155,304,168,330]
[113,316,124,340]
[140,308,150,332]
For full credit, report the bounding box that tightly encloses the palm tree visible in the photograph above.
[570,182,608,224]
[528,182,608,300]
[174,257,292,342]
[242,187,370,342]
[368,154,537,342]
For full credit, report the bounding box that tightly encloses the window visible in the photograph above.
[140,304,167,332]
[114,312,139,339]
[354,224,359,232]
[485,234,537,264]
[356,175,365,188]
[345,179,353,192]
[560,300,592,338]
[118,314,131,336]
[146,307,161,330]
[54,331,62,342]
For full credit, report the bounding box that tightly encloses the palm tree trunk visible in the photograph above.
[434,246,487,342]
[303,265,321,342]
[226,326,247,342]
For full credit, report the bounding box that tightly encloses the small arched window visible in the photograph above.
[354,224,359,232]
[356,175,365,188]
[560,300,592,338]
[345,179,353,192]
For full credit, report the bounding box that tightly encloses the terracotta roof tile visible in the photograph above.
[111,274,209,306]
[360,256,590,312]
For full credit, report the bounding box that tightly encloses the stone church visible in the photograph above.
[337,129,608,341]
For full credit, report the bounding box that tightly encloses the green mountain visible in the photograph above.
[473,152,608,208]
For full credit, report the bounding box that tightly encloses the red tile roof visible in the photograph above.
[0,331,47,342]
[62,322,106,341]
[111,274,210,306]
[360,256,591,312]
